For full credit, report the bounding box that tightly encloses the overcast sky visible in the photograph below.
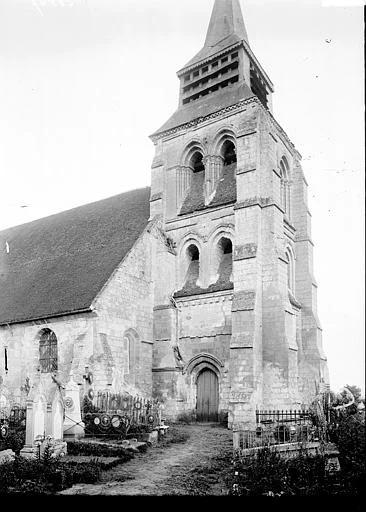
[0,0,364,393]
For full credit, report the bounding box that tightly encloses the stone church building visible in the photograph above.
[0,0,329,429]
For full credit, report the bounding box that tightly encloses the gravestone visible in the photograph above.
[63,373,85,439]
[20,376,67,458]
[46,385,67,456]
[20,378,47,458]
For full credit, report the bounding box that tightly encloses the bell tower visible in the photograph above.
[150,0,329,429]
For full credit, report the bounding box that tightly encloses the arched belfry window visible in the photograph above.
[39,329,58,373]
[280,157,290,217]
[184,244,200,287]
[179,149,206,215]
[217,237,233,282]
[191,151,205,173]
[222,140,237,166]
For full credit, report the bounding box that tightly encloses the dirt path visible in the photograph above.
[60,424,233,496]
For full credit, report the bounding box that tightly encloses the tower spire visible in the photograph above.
[183,0,249,70]
[204,0,249,48]
[152,0,274,137]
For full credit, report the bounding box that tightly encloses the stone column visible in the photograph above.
[176,166,192,210]
[204,155,224,204]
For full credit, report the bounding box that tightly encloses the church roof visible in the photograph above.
[0,187,151,326]
[153,81,254,137]
[182,0,249,71]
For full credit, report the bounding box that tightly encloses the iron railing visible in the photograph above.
[235,424,324,451]
[82,391,162,438]
[0,396,27,448]
[256,409,310,426]
[233,409,327,452]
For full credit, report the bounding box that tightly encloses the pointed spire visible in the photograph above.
[204,0,249,49]
[182,0,249,71]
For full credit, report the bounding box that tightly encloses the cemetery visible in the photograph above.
[0,372,364,495]
[0,370,175,495]
[0,2,363,494]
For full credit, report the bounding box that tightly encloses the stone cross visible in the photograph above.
[20,376,67,458]
[63,372,85,439]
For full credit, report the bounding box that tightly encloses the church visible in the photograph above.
[0,0,329,430]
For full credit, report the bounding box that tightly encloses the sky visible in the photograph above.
[0,0,364,393]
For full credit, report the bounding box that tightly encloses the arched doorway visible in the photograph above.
[196,369,219,422]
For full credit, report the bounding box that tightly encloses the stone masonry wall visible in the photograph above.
[91,227,156,397]
[150,94,329,422]
[0,227,157,404]
[0,313,95,402]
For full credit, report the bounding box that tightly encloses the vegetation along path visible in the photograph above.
[60,424,233,496]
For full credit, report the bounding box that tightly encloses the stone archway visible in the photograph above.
[184,353,224,423]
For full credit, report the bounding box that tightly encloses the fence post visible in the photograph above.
[233,431,240,451]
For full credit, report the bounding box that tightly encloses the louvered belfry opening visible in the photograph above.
[39,329,58,373]
[250,63,269,109]
[181,51,240,106]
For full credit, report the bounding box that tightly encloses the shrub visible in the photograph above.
[0,431,25,455]
[176,412,195,424]
[232,448,290,496]
[327,410,366,495]
[0,455,102,495]
[329,413,365,468]
[127,424,150,436]
[159,426,190,447]
[66,440,133,462]
[230,445,365,496]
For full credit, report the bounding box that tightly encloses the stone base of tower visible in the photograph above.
[153,364,231,424]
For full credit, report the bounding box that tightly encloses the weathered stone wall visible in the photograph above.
[0,227,157,402]
[0,98,328,426]
[150,95,329,424]
[0,313,95,401]
[92,227,156,397]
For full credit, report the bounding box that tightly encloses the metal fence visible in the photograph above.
[235,424,324,451]
[0,396,27,448]
[256,409,311,426]
[234,409,326,451]
[82,391,162,438]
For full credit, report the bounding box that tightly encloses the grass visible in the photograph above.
[158,426,190,447]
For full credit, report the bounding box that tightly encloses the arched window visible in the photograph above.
[39,329,58,373]
[184,244,200,287]
[286,249,295,293]
[190,151,205,173]
[280,157,290,217]
[179,150,206,215]
[221,140,237,166]
[216,237,233,282]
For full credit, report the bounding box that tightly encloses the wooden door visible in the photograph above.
[196,369,219,422]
